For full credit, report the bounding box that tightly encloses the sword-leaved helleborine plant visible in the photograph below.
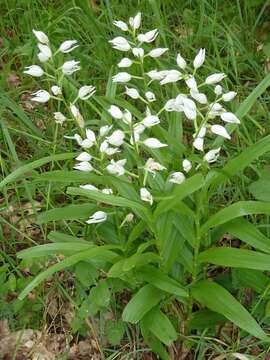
[12,10,270,359]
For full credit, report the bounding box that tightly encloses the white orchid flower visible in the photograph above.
[86,211,107,224]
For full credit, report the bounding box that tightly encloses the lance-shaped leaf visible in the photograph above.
[198,247,270,271]
[18,247,118,300]
[122,284,164,324]
[37,204,97,223]
[219,218,270,254]
[142,307,177,345]
[154,173,204,218]
[191,280,268,341]
[17,242,94,258]
[201,201,270,235]
[0,153,76,189]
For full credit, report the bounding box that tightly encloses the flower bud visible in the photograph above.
[122,109,132,124]
[197,126,207,138]
[193,48,205,69]
[78,85,96,100]
[38,52,50,62]
[70,104,85,128]
[80,184,98,191]
[211,124,231,139]
[24,65,44,77]
[76,152,92,162]
[140,188,153,205]
[193,137,204,151]
[106,159,126,176]
[133,123,145,134]
[112,72,132,83]
[59,40,78,53]
[145,91,156,102]
[165,99,177,112]
[109,37,131,51]
[147,69,165,80]
[113,20,128,31]
[160,70,182,85]
[148,48,168,58]
[142,115,160,127]
[99,125,112,137]
[190,90,207,104]
[118,58,133,68]
[204,148,221,163]
[185,76,198,91]
[182,159,192,173]
[108,105,123,119]
[169,172,185,184]
[51,85,62,96]
[143,138,167,148]
[176,53,187,69]
[205,73,226,85]
[222,91,237,102]
[37,43,52,59]
[73,161,93,172]
[62,60,80,75]
[182,98,197,121]
[145,158,166,173]
[102,188,113,195]
[137,29,158,43]
[129,12,141,30]
[221,112,240,124]
[31,90,50,103]
[132,47,144,57]
[214,85,223,96]
[125,87,140,99]
[106,130,125,146]
[53,112,66,125]
[86,211,107,224]
[125,213,134,222]
[32,29,49,44]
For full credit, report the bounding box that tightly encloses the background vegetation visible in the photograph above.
[1,0,270,358]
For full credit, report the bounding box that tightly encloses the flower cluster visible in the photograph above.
[24,30,96,127]
[25,14,240,225]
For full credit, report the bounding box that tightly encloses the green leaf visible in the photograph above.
[18,247,117,300]
[201,201,270,235]
[189,310,226,330]
[220,218,270,254]
[35,170,102,183]
[191,280,268,341]
[141,322,170,360]
[75,262,99,287]
[154,173,204,218]
[89,279,110,308]
[0,153,76,189]
[122,284,164,324]
[47,231,88,243]
[17,242,94,259]
[106,320,125,346]
[143,307,177,345]
[108,253,160,278]
[37,204,97,223]
[198,247,270,271]
[0,90,42,136]
[232,269,269,294]
[209,134,270,188]
[249,179,270,201]
[136,265,188,298]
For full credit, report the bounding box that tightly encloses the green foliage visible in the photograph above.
[1,0,270,358]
